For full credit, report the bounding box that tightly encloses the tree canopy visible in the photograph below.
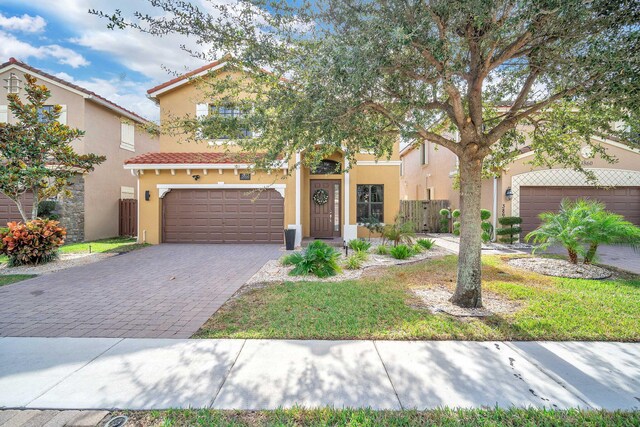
[99,0,640,307]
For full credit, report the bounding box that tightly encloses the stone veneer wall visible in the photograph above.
[57,174,85,243]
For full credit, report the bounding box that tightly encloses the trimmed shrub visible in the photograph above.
[37,200,60,220]
[348,239,371,252]
[375,244,389,255]
[288,240,341,278]
[439,208,451,233]
[0,219,66,266]
[416,238,434,250]
[497,216,523,244]
[390,244,412,260]
[411,243,424,254]
[452,209,493,243]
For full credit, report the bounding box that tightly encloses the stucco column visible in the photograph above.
[343,157,358,242]
[288,151,303,247]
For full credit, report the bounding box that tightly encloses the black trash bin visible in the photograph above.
[284,229,296,250]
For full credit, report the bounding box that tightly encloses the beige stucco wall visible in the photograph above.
[401,138,640,221]
[137,168,295,244]
[0,66,159,241]
[0,69,86,153]
[499,141,640,217]
[143,69,402,243]
[83,101,158,241]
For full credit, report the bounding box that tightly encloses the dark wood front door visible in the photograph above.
[310,180,341,238]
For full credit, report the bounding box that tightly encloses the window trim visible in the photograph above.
[356,184,384,223]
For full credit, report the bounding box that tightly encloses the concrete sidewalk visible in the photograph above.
[1,338,638,411]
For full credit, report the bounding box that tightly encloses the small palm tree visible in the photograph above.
[525,199,591,264]
[580,202,640,264]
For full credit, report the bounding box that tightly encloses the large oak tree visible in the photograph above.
[100,0,639,307]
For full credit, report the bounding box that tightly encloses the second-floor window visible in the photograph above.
[36,105,66,125]
[209,105,253,139]
[37,105,55,123]
[4,73,21,94]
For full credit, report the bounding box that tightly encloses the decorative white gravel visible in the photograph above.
[246,245,450,285]
[0,252,115,275]
[507,257,613,279]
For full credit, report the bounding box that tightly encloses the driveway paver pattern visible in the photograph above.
[0,244,281,338]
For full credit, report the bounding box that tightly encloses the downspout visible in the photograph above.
[492,176,498,241]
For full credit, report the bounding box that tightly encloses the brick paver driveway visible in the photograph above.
[0,244,281,338]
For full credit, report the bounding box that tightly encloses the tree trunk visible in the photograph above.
[567,248,578,264]
[584,243,598,264]
[14,198,28,223]
[30,191,39,220]
[450,155,483,308]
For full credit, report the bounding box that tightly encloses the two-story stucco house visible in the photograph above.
[0,58,158,242]
[400,133,640,236]
[124,58,401,246]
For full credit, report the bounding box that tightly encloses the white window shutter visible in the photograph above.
[423,142,429,165]
[120,122,135,151]
[58,105,67,125]
[0,105,7,123]
[196,103,209,117]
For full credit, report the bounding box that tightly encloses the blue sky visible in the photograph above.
[0,0,215,121]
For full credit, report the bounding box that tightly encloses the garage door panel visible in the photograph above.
[163,189,284,243]
[520,186,640,236]
[0,193,34,226]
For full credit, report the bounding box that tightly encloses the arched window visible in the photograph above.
[311,159,341,174]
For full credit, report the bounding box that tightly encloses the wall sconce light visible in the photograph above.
[145,190,150,201]
[192,174,201,181]
[505,187,513,201]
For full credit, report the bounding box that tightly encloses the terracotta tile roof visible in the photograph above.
[1,57,150,124]
[147,55,230,95]
[125,152,263,165]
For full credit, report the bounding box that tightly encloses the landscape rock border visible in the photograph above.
[507,257,613,279]
[245,245,451,285]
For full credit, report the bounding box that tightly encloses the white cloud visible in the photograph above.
[52,71,159,121]
[20,0,211,82]
[0,30,89,68]
[0,13,46,33]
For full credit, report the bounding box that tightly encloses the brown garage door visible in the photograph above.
[162,189,284,243]
[519,186,640,236]
[0,193,33,226]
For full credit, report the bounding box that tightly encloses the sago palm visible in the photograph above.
[525,199,591,264]
[580,202,640,264]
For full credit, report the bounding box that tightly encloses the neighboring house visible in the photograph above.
[0,58,158,242]
[125,58,401,245]
[400,135,640,236]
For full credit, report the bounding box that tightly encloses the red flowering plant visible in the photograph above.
[0,219,66,266]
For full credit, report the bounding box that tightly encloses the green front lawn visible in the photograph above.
[0,237,147,265]
[114,408,640,426]
[59,236,147,254]
[196,255,640,341]
[0,274,37,286]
